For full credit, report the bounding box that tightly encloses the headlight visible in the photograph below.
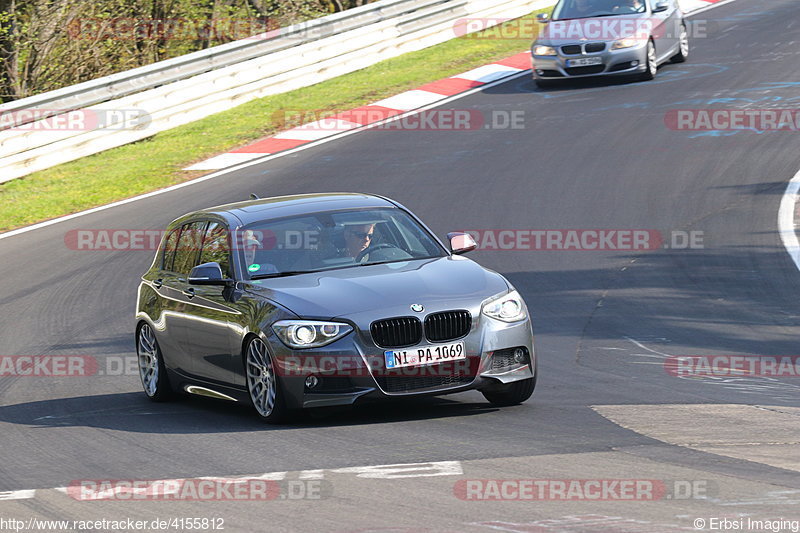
[481,290,527,323]
[533,44,557,56]
[611,38,639,50]
[272,320,353,349]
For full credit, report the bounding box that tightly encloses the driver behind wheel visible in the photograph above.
[342,223,375,261]
[243,229,278,275]
[572,0,594,17]
[613,0,645,13]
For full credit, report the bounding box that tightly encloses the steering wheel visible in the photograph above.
[356,243,395,262]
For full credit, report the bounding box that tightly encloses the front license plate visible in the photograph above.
[384,342,465,369]
[567,57,603,67]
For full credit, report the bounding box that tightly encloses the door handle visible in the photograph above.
[183,287,195,299]
[153,278,163,289]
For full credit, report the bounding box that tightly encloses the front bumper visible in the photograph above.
[532,40,648,79]
[269,313,536,409]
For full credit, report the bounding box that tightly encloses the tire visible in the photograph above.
[245,336,290,423]
[671,23,689,63]
[137,323,173,402]
[482,373,537,407]
[639,40,657,81]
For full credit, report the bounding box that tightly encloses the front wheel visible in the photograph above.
[245,337,290,423]
[671,23,689,63]
[639,40,657,81]
[482,375,536,406]
[137,323,173,402]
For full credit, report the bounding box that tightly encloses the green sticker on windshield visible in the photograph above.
[248,264,260,272]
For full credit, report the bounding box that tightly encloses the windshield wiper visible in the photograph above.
[556,13,623,20]
[358,255,442,267]
[250,270,319,280]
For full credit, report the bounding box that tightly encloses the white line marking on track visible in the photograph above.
[298,470,325,480]
[686,0,737,17]
[273,119,361,140]
[0,490,36,501]
[184,152,265,171]
[454,65,523,83]
[329,461,463,479]
[778,167,800,271]
[624,337,674,358]
[372,90,448,111]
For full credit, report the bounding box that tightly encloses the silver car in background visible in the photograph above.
[531,0,689,87]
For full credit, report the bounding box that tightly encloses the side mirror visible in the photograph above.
[652,1,669,12]
[447,232,478,255]
[188,262,233,286]
[536,12,550,23]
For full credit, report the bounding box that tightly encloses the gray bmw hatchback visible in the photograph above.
[136,193,536,422]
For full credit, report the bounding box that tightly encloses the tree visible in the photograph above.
[0,0,369,102]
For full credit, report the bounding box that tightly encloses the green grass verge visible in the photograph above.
[0,9,549,232]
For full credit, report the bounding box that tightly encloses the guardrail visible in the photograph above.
[0,0,551,184]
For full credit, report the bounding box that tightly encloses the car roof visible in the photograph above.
[183,193,398,228]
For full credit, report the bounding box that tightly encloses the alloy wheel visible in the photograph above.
[246,338,277,418]
[138,324,160,397]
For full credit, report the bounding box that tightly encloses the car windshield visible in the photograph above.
[553,0,646,19]
[238,207,447,279]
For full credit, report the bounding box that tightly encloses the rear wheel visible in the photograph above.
[137,323,173,402]
[671,23,689,63]
[639,40,657,81]
[245,337,290,423]
[482,374,536,406]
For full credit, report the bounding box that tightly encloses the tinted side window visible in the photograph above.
[161,228,181,271]
[199,222,232,278]
[172,222,207,275]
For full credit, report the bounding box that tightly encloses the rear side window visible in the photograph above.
[199,222,232,278]
[161,228,181,271]
[172,221,207,275]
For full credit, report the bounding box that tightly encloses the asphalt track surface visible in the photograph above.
[2,0,800,531]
